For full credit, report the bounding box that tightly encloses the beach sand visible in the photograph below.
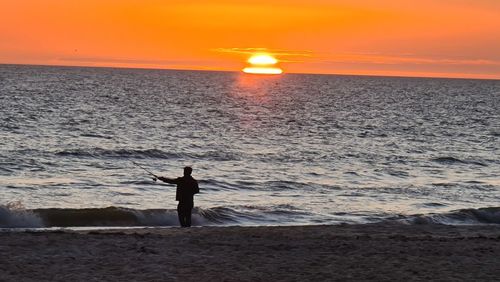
[1,224,500,281]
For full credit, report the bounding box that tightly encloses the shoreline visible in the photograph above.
[2,223,500,281]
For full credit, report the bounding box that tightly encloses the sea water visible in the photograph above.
[1,65,499,228]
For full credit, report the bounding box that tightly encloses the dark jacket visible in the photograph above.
[163,176,199,203]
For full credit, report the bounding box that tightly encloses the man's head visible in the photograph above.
[184,166,193,176]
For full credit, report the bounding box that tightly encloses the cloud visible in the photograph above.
[213,47,313,58]
[214,48,500,68]
[317,53,500,67]
[58,56,219,66]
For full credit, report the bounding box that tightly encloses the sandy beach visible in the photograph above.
[1,224,500,281]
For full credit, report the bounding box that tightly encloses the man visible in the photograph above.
[157,167,199,227]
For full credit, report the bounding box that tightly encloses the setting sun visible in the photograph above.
[242,67,283,74]
[248,54,278,65]
[243,54,283,75]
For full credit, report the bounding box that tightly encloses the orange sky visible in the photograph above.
[1,0,499,79]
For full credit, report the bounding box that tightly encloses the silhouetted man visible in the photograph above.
[157,167,199,227]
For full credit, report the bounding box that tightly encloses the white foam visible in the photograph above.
[0,202,44,228]
[131,209,179,226]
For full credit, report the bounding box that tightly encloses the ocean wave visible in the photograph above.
[197,207,248,223]
[0,203,44,228]
[398,207,500,225]
[243,180,323,191]
[430,157,488,167]
[55,148,180,159]
[419,202,448,208]
[191,150,241,161]
[0,204,312,228]
[3,204,499,228]
[80,133,114,139]
[0,206,183,228]
[199,179,238,191]
[54,148,240,161]
[0,166,14,173]
[201,179,322,192]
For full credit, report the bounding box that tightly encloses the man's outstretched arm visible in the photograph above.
[157,177,178,184]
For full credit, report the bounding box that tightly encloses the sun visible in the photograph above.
[242,67,283,74]
[248,54,278,65]
[242,53,283,75]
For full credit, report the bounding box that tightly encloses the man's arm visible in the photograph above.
[157,177,179,185]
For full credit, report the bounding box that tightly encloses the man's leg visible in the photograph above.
[178,202,193,227]
[177,203,186,227]
[185,206,192,227]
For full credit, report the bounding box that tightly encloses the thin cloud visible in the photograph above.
[58,56,219,66]
[214,47,314,58]
[213,48,500,67]
[317,53,500,66]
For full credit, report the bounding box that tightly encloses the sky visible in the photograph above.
[1,0,499,79]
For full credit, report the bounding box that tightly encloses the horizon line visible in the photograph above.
[1,62,498,82]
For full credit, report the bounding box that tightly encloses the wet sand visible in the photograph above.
[1,224,500,281]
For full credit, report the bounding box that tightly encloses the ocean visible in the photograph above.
[1,64,499,228]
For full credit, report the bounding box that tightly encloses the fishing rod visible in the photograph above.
[131,161,159,181]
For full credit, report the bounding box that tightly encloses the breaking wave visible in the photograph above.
[2,203,499,229]
[396,207,500,225]
[0,202,44,228]
[0,204,311,228]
